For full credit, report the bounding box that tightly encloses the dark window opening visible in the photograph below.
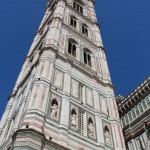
[82,24,88,36]
[68,40,76,57]
[39,43,43,50]
[70,17,77,28]
[84,50,91,67]
[30,56,34,63]
[73,1,83,14]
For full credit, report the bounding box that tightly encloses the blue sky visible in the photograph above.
[0,0,150,119]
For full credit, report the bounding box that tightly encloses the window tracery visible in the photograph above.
[82,23,88,36]
[68,39,77,57]
[83,48,91,67]
[70,15,77,28]
[73,1,83,14]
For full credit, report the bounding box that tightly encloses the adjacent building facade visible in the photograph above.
[117,77,150,150]
[0,0,125,150]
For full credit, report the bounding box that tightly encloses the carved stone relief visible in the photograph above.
[103,122,113,146]
[50,94,61,121]
[70,105,78,130]
[87,114,95,139]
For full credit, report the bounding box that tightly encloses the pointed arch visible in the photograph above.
[88,117,93,124]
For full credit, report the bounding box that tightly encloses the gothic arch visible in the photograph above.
[68,38,78,44]
[51,98,58,106]
[104,125,109,132]
[88,117,93,124]
[71,108,77,115]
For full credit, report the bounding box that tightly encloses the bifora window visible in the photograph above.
[82,24,88,36]
[83,49,91,67]
[70,16,77,28]
[68,39,77,57]
[73,1,83,14]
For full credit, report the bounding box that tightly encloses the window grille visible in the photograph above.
[79,112,84,136]
[79,84,83,102]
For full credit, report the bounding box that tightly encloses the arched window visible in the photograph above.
[51,98,59,119]
[73,1,83,14]
[68,39,77,57]
[82,23,88,36]
[70,15,77,28]
[83,48,91,67]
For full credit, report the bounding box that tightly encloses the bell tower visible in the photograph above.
[0,0,125,149]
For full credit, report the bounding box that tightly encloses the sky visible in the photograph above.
[0,0,150,119]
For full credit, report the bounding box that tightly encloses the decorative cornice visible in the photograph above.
[117,76,150,113]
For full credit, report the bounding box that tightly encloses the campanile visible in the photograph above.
[0,0,125,149]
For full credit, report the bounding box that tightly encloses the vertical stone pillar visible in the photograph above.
[93,24,103,47]
[0,101,11,132]
[95,116,104,144]
[45,0,65,49]
[12,59,29,93]
[93,90,100,111]
[112,124,125,150]
[88,0,97,22]
[98,50,111,82]
[0,124,8,146]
